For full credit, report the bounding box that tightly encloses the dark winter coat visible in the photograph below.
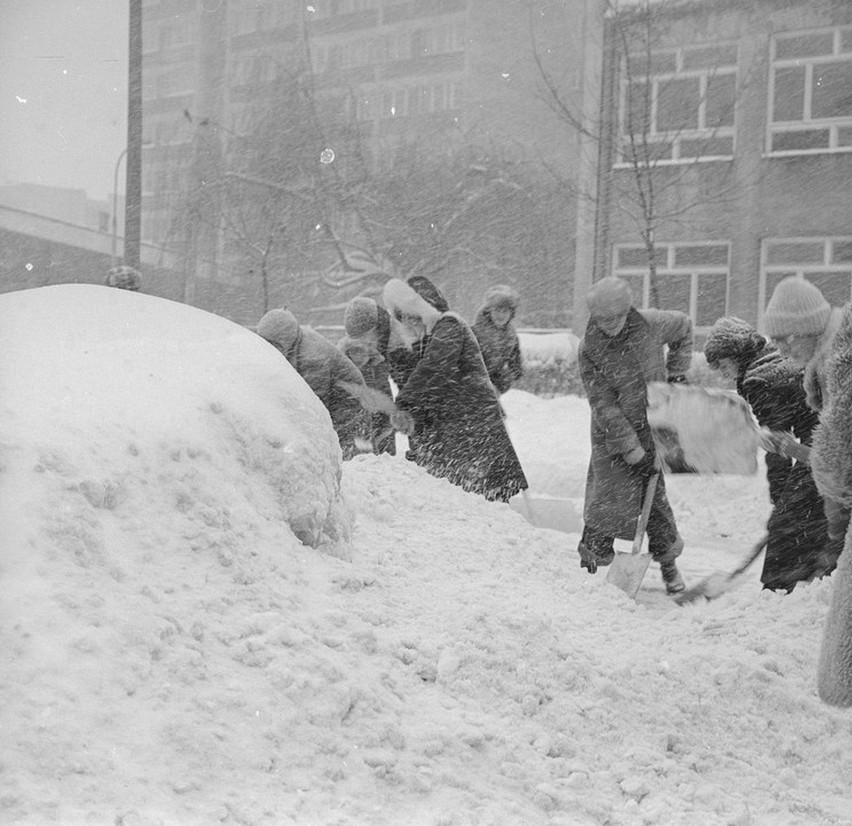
[278,327,369,459]
[735,350,838,590]
[472,307,523,393]
[393,311,528,502]
[811,301,852,706]
[579,307,692,540]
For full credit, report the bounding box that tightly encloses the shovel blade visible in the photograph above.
[606,552,652,599]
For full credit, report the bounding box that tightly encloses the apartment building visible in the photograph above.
[140,0,584,325]
[586,0,852,337]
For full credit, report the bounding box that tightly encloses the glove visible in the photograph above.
[390,409,415,436]
[824,498,850,542]
[667,375,687,384]
[624,446,658,478]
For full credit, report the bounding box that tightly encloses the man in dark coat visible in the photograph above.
[472,285,523,394]
[382,276,528,502]
[256,309,368,460]
[577,277,692,594]
[704,317,840,591]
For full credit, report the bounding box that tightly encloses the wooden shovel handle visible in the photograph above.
[631,473,659,555]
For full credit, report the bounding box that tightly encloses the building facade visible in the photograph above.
[586,0,852,337]
[140,0,585,326]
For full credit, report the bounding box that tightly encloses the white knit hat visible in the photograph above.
[763,277,831,338]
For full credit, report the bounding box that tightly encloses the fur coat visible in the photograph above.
[811,302,852,706]
[382,279,528,502]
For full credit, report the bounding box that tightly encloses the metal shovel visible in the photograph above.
[674,534,768,605]
[606,472,659,599]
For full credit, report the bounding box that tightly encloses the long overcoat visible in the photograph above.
[579,307,692,539]
[284,327,369,459]
[471,308,523,393]
[395,312,528,502]
[738,351,838,589]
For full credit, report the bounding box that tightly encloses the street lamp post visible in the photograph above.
[111,147,129,269]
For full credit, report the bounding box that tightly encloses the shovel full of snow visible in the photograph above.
[606,472,659,599]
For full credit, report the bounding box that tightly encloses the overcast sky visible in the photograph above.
[0,0,128,202]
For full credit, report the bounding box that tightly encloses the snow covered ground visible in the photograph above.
[1,286,850,826]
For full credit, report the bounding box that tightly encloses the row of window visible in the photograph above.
[354,81,461,120]
[618,23,852,164]
[310,22,464,73]
[612,237,852,329]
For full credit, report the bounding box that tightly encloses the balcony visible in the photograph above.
[383,0,467,25]
[381,51,464,80]
[307,9,380,37]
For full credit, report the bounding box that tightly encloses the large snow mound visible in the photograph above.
[0,284,347,552]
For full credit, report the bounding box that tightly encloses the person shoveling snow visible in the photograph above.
[575,277,691,596]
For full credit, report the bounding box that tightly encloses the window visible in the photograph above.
[612,242,730,329]
[760,238,852,325]
[374,81,460,119]
[768,26,852,155]
[618,42,738,164]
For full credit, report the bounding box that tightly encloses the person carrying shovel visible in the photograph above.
[576,277,692,595]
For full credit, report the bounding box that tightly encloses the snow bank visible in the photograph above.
[2,290,851,826]
[519,331,579,367]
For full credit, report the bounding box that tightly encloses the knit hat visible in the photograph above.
[484,284,520,312]
[105,265,141,291]
[407,275,449,313]
[344,297,379,337]
[586,277,633,317]
[704,317,767,368]
[763,277,831,338]
[257,309,300,351]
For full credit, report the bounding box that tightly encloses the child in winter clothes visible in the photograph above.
[704,316,839,591]
[472,285,523,394]
[256,309,369,460]
[577,277,691,595]
[382,276,528,502]
[338,334,395,456]
[810,301,852,706]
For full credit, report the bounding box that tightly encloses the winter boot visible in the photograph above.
[660,560,685,595]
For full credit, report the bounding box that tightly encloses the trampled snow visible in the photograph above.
[1,285,850,826]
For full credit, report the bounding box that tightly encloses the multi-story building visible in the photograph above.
[140,0,586,326]
[582,0,852,337]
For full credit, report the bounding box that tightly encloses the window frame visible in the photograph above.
[611,240,731,331]
[616,42,739,167]
[766,25,852,157]
[758,237,852,328]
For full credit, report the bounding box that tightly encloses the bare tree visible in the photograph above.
[534,0,763,308]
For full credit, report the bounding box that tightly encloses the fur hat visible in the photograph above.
[344,297,379,337]
[257,309,300,351]
[586,277,633,317]
[382,278,444,334]
[483,284,520,312]
[763,277,831,338]
[105,265,141,291]
[406,275,449,313]
[704,317,767,368]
